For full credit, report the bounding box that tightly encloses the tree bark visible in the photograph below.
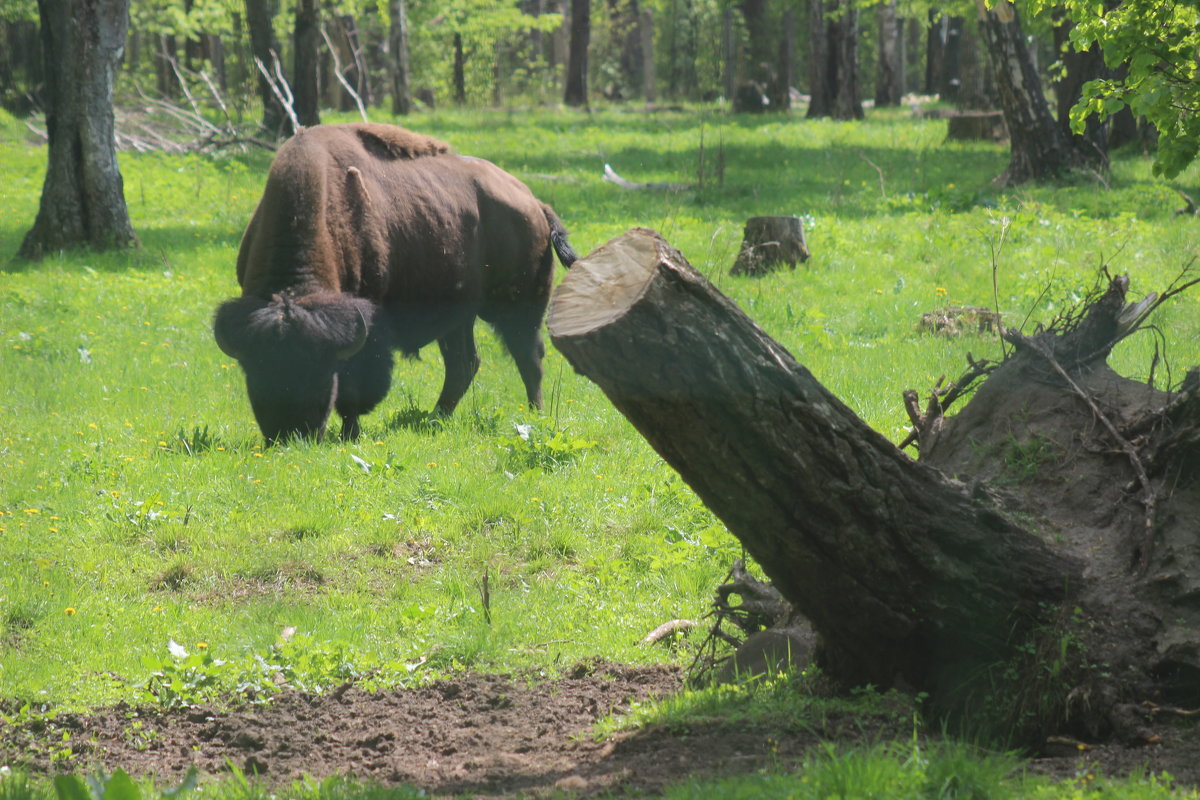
[452,32,466,105]
[730,216,810,275]
[739,0,772,100]
[640,8,655,102]
[547,229,1079,717]
[563,0,589,106]
[974,0,1084,184]
[293,0,321,126]
[244,0,289,136]
[807,0,863,120]
[388,0,412,114]
[19,0,137,260]
[773,7,795,111]
[875,0,903,107]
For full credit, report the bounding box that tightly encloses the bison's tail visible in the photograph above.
[542,205,578,269]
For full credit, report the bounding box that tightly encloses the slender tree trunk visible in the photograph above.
[388,0,412,114]
[452,32,466,105]
[721,6,735,101]
[809,0,862,120]
[1052,16,1120,163]
[975,0,1083,183]
[156,33,180,97]
[293,0,321,126]
[547,228,1079,718]
[563,0,589,107]
[640,8,655,102]
[19,0,137,259]
[955,20,995,109]
[924,10,944,94]
[875,0,903,106]
[772,7,795,111]
[739,0,772,94]
[245,0,288,135]
[0,20,43,115]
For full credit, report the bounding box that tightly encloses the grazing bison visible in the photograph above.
[213,123,577,444]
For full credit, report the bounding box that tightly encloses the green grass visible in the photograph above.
[2,103,1200,794]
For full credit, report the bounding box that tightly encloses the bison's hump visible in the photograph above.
[353,123,450,160]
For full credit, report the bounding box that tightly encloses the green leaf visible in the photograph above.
[99,771,141,800]
[53,776,92,800]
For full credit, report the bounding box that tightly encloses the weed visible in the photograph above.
[499,423,597,473]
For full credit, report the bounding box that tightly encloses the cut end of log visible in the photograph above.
[547,228,670,338]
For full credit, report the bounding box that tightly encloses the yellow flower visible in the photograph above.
[64,607,76,616]
[935,287,948,297]
[197,642,209,650]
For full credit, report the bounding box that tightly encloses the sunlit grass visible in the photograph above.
[1,104,1199,717]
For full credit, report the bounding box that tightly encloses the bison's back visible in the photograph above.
[236,123,555,352]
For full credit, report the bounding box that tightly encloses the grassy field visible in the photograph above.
[2,104,1200,795]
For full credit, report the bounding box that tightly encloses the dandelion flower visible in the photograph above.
[64,607,76,616]
[197,642,209,650]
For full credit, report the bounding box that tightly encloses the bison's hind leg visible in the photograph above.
[434,322,482,417]
[489,307,548,411]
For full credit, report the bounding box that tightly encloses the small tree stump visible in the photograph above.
[730,216,810,276]
[945,111,1008,142]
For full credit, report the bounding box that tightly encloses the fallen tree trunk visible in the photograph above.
[547,228,1081,732]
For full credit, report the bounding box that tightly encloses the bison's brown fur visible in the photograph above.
[214,123,576,444]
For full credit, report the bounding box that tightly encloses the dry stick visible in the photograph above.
[166,56,211,130]
[196,69,235,131]
[255,53,300,133]
[1020,335,1157,570]
[857,151,887,199]
[320,25,369,122]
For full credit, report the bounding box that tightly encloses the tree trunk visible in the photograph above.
[640,8,655,102]
[563,0,589,107]
[156,33,181,98]
[293,0,321,126]
[721,7,735,102]
[875,0,902,107]
[1051,16,1127,164]
[551,227,1200,742]
[808,0,862,120]
[954,19,996,110]
[0,19,43,115]
[19,0,137,260]
[546,229,1079,722]
[388,0,412,114]
[739,0,772,98]
[772,7,795,111]
[245,0,289,136]
[452,32,466,105]
[974,0,1083,184]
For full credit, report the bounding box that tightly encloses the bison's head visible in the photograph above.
[213,291,372,444]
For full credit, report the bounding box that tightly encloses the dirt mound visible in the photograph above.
[4,661,1200,796]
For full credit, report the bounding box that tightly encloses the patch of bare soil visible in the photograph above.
[3,661,1200,797]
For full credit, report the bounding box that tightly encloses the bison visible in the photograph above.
[213,123,577,444]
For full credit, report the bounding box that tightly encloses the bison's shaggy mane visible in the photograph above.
[355,124,450,161]
[214,291,376,356]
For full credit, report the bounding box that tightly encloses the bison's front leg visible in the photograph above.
[335,342,394,440]
[433,322,481,416]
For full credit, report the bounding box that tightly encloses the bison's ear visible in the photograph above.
[213,296,268,360]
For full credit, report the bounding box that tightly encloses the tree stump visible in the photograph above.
[730,216,810,276]
[547,228,1077,727]
[945,111,1008,142]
